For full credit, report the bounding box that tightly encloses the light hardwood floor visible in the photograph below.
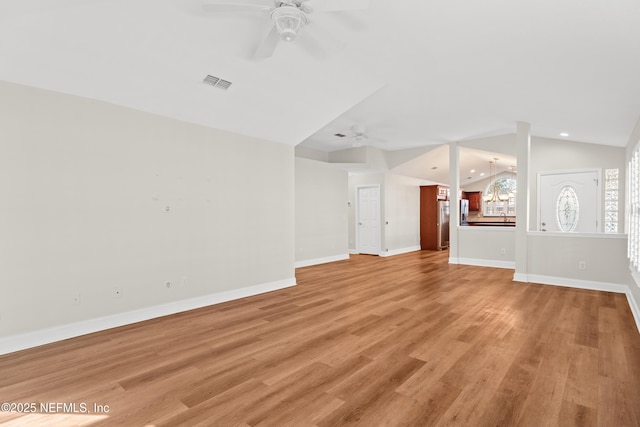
[1,250,640,426]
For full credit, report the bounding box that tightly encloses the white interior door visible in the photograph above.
[538,170,600,232]
[356,186,380,255]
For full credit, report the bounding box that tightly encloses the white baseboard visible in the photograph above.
[0,277,297,356]
[379,246,421,257]
[626,289,640,335]
[512,273,528,283]
[451,257,515,270]
[349,249,358,255]
[627,274,640,335]
[295,254,350,268]
[526,274,628,294]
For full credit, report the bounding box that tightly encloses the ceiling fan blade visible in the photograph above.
[254,25,280,59]
[312,0,369,12]
[202,0,272,12]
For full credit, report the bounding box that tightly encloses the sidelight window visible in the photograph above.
[605,169,619,233]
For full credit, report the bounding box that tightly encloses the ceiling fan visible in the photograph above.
[202,0,370,58]
[335,124,387,148]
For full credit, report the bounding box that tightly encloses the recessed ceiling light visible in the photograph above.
[560,132,569,137]
[480,173,485,176]
[470,169,476,173]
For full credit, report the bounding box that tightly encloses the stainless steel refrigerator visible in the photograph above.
[460,199,469,225]
[437,200,450,250]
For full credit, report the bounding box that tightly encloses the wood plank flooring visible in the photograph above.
[1,250,640,426]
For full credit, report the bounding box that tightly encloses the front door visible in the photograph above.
[356,185,381,255]
[538,170,600,233]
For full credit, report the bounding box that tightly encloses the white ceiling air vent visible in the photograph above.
[203,75,232,90]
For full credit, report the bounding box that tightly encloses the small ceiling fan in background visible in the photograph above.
[202,0,370,58]
[334,124,387,148]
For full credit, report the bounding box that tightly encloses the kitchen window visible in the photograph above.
[483,176,517,216]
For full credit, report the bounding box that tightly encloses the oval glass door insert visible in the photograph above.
[556,185,579,232]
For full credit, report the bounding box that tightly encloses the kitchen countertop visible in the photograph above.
[465,217,515,226]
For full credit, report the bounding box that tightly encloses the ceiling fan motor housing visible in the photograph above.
[271,5,308,41]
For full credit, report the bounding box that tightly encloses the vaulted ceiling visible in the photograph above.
[1,0,639,155]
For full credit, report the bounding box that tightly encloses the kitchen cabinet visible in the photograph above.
[463,191,483,212]
[420,185,449,250]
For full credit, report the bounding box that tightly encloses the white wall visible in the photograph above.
[452,133,631,291]
[347,172,424,256]
[456,227,515,268]
[0,82,295,344]
[530,136,626,232]
[295,157,349,267]
[527,234,628,286]
[459,134,517,156]
[295,145,330,163]
[421,135,630,293]
[516,136,630,293]
[383,174,422,254]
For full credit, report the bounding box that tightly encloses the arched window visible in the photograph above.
[483,176,517,216]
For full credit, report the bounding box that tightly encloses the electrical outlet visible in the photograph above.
[114,287,122,298]
[578,261,586,270]
[72,293,81,306]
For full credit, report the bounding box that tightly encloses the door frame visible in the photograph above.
[536,168,602,232]
[355,184,382,255]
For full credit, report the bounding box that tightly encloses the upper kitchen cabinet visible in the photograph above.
[462,191,482,212]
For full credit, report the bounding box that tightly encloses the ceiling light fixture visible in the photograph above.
[271,6,307,42]
[560,132,569,137]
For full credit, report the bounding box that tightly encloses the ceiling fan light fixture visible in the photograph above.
[271,6,307,42]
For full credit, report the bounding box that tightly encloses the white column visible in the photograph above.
[514,122,531,281]
[449,141,460,264]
